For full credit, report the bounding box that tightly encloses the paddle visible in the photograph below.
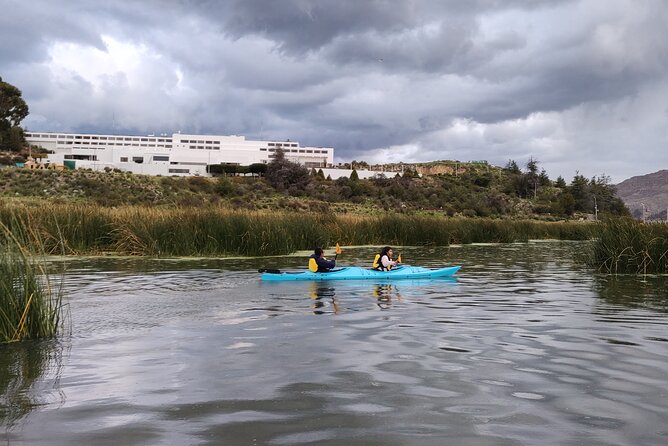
[258,268,281,274]
[397,253,402,263]
[334,243,342,260]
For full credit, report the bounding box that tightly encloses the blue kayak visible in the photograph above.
[260,265,461,281]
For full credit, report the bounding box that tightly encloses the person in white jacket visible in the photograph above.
[373,246,397,271]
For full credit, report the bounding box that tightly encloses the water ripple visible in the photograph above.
[5,242,668,445]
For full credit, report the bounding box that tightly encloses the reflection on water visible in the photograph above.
[310,282,337,314]
[0,341,64,430]
[307,278,458,314]
[2,242,668,445]
[593,274,668,312]
[373,283,400,309]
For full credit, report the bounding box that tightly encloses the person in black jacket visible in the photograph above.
[310,247,336,272]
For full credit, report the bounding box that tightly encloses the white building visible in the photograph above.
[24,131,334,176]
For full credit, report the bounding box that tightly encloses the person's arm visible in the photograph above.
[381,255,396,268]
[317,257,336,269]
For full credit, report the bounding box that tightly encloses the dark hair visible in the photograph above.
[314,247,324,256]
[379,246,393,257]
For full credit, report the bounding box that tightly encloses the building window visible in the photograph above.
[132,156,144,164]
[64,154,97,161]
[153,155,169,161]
[120,157,128,162]
[168,168,190,173]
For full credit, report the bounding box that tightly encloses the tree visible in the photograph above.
[589,174,629,217]
[0,77,29,152]
[4,126,25,152]
[538,169,551,187]
[350,169,359,181]
[504,160,521,174]
[248,163,267,177]
[265,149,310,191]
[526,157,539,199]
[568,173,591,212]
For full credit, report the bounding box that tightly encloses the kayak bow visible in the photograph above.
[260,265,461,281]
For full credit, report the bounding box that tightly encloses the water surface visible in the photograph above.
[2,242,668,445]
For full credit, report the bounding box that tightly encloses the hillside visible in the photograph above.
[616,170,668,220]
[2,162,630,222]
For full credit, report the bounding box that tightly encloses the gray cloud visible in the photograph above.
[2,0,668,182]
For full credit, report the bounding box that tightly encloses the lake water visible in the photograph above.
[2,242,668,445]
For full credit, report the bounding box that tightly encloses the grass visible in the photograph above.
[0,218,65,343]
[588,218,668,274]
[1,202,597,257]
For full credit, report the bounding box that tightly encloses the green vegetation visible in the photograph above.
[0,77,28,153]
[588,218,668,274]
[1,202,594,257]
[1,155,628,220]
[1,219,65,343]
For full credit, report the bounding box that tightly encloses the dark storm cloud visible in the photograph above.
[0,0,105,65]
[2,0,668,182]
[216,0,572,55]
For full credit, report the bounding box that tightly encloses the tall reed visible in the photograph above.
[588,218,668,274]
[0,202,596,257]
[0,219,65,343]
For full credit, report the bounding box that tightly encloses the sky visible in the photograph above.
[2,0,667,183]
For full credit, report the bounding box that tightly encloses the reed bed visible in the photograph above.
[0,202,595,257]
[0,219,65,343]
[588,219,668,274]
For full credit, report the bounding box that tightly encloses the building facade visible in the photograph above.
[24,131,334,176]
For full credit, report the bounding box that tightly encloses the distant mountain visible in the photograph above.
[616,170,668,220]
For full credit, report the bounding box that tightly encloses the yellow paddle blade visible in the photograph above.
[335,243,342,255]
[397,254,402,263]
